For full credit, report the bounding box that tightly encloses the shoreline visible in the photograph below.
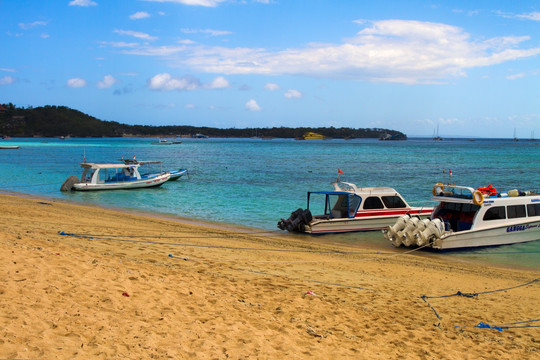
[1,192,539,358]
[4,188,539,273]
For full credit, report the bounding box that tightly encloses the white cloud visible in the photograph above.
[148,73,201,91]
[69,0,97,6]
[143,0,225,7]
[284,89,302,99]
[66,78,87,88]
[0,76,16,85]
[208,76,229,89]
[146,19,539,84]
[185,103,196,109]
[0,68,17,73]
[264,83,280,91]
[114,29,158,41]
[130,11,151,20]
[497,11,540,21]
[181,28,232,36]
[98,75,118,89]
[18,21,48,30]
[245,99,261,111]
[148,73,231,91]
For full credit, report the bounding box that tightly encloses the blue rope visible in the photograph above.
[421,279,539,323]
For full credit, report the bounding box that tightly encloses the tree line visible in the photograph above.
[0,104,406,139]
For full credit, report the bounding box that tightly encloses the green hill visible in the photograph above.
[0,103,406,139]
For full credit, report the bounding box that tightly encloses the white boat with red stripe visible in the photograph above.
[278,179,432,234]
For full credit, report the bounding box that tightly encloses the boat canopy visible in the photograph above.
[79,162,138,170]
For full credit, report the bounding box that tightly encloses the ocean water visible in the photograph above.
[0,137,539,269]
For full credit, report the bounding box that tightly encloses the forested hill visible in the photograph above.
[0,104,406,139]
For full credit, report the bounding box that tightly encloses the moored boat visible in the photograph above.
[0,145,20,149]
[278,180,432,234]
[61,162,170,191]
[384,183,540,249]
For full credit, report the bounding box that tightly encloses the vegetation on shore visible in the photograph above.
[0,103,406,139]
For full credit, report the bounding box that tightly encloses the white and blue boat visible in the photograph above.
[61,162,170,191]
[384,183,540,249]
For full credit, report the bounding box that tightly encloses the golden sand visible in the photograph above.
[0,193,538,359]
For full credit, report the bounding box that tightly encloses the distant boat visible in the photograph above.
[433,124,443,141]
[301,131,325,140]
[0,145,19,149]
[193,133,209,139]
[513,128,519,142]
[152,138,173,145]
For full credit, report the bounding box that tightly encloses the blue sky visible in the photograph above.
[1,0,539,138]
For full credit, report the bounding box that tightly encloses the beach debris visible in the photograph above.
[476,321,503,332]
[306,327,322,338]
[122,292,130,297]
[305,290,318,296]
[168,254,189,261]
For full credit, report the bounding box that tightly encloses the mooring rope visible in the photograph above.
[421,278,540,327]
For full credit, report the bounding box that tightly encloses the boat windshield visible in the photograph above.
[308,192,361,219]
[432,201,481,232]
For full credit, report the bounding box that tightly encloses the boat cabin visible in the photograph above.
[307,182,411,220]
[432,184,540,233]
[80,163,142,184]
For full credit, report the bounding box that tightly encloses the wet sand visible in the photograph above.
[0,193,538,359]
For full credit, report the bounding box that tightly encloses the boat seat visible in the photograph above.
[331,210,344,218]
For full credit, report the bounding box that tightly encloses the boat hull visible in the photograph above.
[306,210,431,234]
[432,220,540,250]
[72,174,170,191]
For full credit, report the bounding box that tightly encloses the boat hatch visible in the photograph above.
[308,191,362,219]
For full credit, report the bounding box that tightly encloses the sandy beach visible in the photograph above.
[0,192,538,359]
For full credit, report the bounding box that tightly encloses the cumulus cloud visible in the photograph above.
[148,73,201,91]
[114,29,158,41]
[98,75,118,89]
[264,83,280,91]
[130,11,151,20]
[0,76,16,85]
[147,73,231,91]
[245,99,261,111]
[66,78,87,88]
[208,76,229,89]
[142,19,538,84]
[69,0,97,6]
[284,89,302,99]
[143,0,226,7]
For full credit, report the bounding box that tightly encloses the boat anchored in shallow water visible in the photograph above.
[278,180,432,234]
[384,183,540,249]
[60,162,170,191]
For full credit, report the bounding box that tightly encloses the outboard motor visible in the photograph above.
[396,216,421,245]
[416,219,445,246]
[384,214,410,246]
[277,208,313,233]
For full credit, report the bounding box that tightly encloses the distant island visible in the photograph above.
[0,103,406,140]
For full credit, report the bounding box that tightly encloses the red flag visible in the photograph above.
[338,169,344,175]
[449,169,452,176]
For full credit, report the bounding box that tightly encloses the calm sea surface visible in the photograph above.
[1,137,539,269]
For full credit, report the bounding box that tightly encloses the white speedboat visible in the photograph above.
[61,163,170,191]
[278,181,432,234]
[384,183,540,249]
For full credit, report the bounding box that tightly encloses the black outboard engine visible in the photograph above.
[277,208,313,232]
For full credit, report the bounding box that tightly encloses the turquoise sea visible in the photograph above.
[1,137,539,270]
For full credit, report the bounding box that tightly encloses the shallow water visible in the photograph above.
[0,137,538,269]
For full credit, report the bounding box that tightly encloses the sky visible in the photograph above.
[1,0,539,138]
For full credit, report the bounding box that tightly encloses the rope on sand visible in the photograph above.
[420,278,540,329]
